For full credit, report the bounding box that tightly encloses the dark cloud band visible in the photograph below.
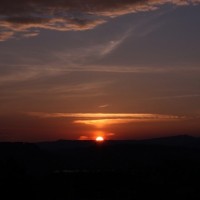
[0,0,199,41]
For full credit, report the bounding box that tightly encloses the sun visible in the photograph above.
[95,136,104,142]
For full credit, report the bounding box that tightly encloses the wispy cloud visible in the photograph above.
[21,31,40,38]
[60,65,200,74]
[100,30,132,55]
[27,112,178,119]
[25,112,187,129]
[0,0,199,41]
[0,66,65,84]
[1,61,199,88]
[0,79,109,101]
[148,94,200,100]
[74,118,178,128]
[99,104,109,108]
[53,29,132,67]
[0,31,13,41]
[27,112,183,128]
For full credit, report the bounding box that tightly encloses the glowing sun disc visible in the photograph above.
[96,136,104,142]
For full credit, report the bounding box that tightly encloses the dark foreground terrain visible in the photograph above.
[1,135,200,199]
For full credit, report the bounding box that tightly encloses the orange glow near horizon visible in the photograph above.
[96,136,104,142]
[78,130,107,141]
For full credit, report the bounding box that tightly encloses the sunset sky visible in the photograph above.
[0,0,200,141]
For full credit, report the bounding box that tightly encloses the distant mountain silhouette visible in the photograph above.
[141,135,200,148]
[1,135,200,199]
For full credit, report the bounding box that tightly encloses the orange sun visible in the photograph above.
[95,136,104,142]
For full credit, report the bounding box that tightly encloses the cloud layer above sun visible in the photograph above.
[0,0,199,41]
[27,112,183,128]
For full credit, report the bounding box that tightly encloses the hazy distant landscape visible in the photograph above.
[1,135,200,199]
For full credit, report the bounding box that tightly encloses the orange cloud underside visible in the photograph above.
[0,0,199,41]
[74,117,180,128]
[28,112,181,119]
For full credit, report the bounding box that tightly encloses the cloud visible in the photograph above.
[148,94,200,100]
[61,64,200,74]
[21,31,40,38]
[0,0,199,41]
[0,31,13,41]
[79,135,90,140]
[100,30,132,55]
[27,112,183,128]
[99,104,109,108]
[27,112,175,118]
[53,29,132,67]
[0,77,109,102]
[74,118,173,128]
[0,67,64,84]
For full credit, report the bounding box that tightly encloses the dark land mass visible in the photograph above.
[1,135,200,199]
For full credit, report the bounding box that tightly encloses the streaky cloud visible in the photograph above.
[148,94,200,100]
[27,112,182,119]
[27,112,184,128]
[74,117,180,128]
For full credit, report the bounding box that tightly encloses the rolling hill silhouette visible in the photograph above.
[0,135,200,199]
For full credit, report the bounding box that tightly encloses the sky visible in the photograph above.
[0,0,200,141]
